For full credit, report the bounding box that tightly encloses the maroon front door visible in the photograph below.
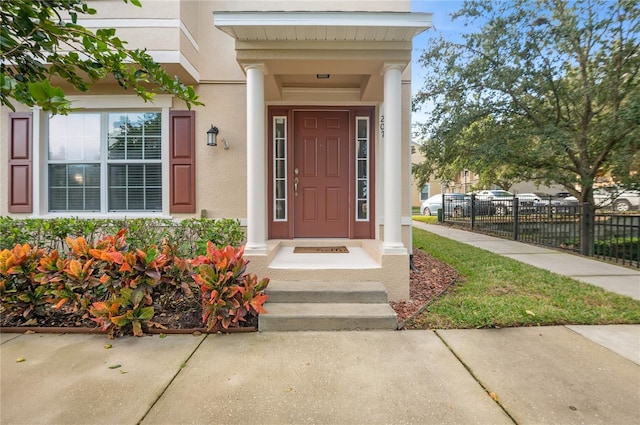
[293,110,350,237]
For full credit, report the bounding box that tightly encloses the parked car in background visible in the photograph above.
[593,188,640,212]
[515,193,542,214]
[533,193,579,214]
[475,190,514,216]
[421,193,495,217]
[475,190,514,200]
[421,193,468,217]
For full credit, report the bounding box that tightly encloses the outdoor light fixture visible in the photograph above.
[206,125,219,146]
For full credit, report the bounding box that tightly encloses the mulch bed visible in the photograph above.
[390,248,458,324]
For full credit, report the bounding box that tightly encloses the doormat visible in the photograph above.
[293,246,349,254]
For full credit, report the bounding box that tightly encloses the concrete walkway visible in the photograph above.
[413,222,640,300]
[1,327,639,425]
[1,223,639,425]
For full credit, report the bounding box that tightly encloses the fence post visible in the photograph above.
[441,193,446,223]
[470,194,476,230]
[512,197,519,240]
[581,202,593,256]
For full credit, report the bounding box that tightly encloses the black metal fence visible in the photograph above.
[438,194,640,268]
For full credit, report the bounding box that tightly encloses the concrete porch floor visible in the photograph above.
[269,246,381,270]
[245,239,410,301]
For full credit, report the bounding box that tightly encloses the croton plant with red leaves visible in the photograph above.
[0,230,269,337]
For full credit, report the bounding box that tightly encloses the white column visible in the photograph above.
[381,63,407,253]
[244,63,268,253]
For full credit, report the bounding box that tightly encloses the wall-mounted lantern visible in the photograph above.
[206,125,219,146]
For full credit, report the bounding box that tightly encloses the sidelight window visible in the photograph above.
[355,117,370,221]
[273,116,288,221]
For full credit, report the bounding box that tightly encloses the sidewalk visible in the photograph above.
[1,327,639,425]
[413,221,640,300]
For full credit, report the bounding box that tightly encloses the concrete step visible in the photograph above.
[265,281,389,304]
[259,303,398,331]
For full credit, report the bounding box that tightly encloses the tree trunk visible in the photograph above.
[580,202,594,257]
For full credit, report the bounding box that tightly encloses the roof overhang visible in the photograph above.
[213,11,432,42]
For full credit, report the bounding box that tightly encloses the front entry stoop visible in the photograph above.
[259,281,398,331]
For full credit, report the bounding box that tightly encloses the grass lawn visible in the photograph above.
[412,215,438,224]
[407,227,640,329]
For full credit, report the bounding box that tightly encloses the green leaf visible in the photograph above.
[27,82,47,101]
[137,306,155,321]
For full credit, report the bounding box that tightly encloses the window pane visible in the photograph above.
[357,200,367,220]
[49,164,67,186]
[275,118,285,139]
[85,166,101,186]
[85,188,101,210]
[357,119,368,139]
[421,185,430,200]
[357,140,367,159]
[126,136,143,160]
[109,188,126,210]
[276,160,285,179]
[276,139,285,158]
[275,200,285,220]
[109,165,127,187]
[275,180,285,199]
[108,136,126,159]
[146,188,162,211]
[48,164,100,211]
[145,137,161,159]
[67,165,86,187]
[358,181,367,198]
[357,160,367,179]
[108,112,161,160]
[108,164,162,211]
[146,166,162,186]
[49,114,101,160]
[49,188,66,211]
[68,188,84,210]
[128,188,145,210]
[127,164,144,185]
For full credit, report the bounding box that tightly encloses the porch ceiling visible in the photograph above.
[214,11,432,101]
[213,11,432,42]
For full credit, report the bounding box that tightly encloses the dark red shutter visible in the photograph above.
[169,111,196,213]
[8,112,33,213]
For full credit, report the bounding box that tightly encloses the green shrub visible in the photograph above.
[594,237,639,262]
[0,217,245,255]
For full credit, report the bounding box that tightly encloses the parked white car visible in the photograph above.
[533,193,580,214]
[593,188,640,212]
[515,193,542,203]
[421,193,469,217]
[474,190,514,216]
[474,190,514,200]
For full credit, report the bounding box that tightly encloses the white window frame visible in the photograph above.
[272,116,288,222]
[355,116,370,222]
[34,95,172,218]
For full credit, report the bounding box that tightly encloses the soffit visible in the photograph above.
[213,11,432,42]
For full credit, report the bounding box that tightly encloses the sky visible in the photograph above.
[410,1,469,126]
